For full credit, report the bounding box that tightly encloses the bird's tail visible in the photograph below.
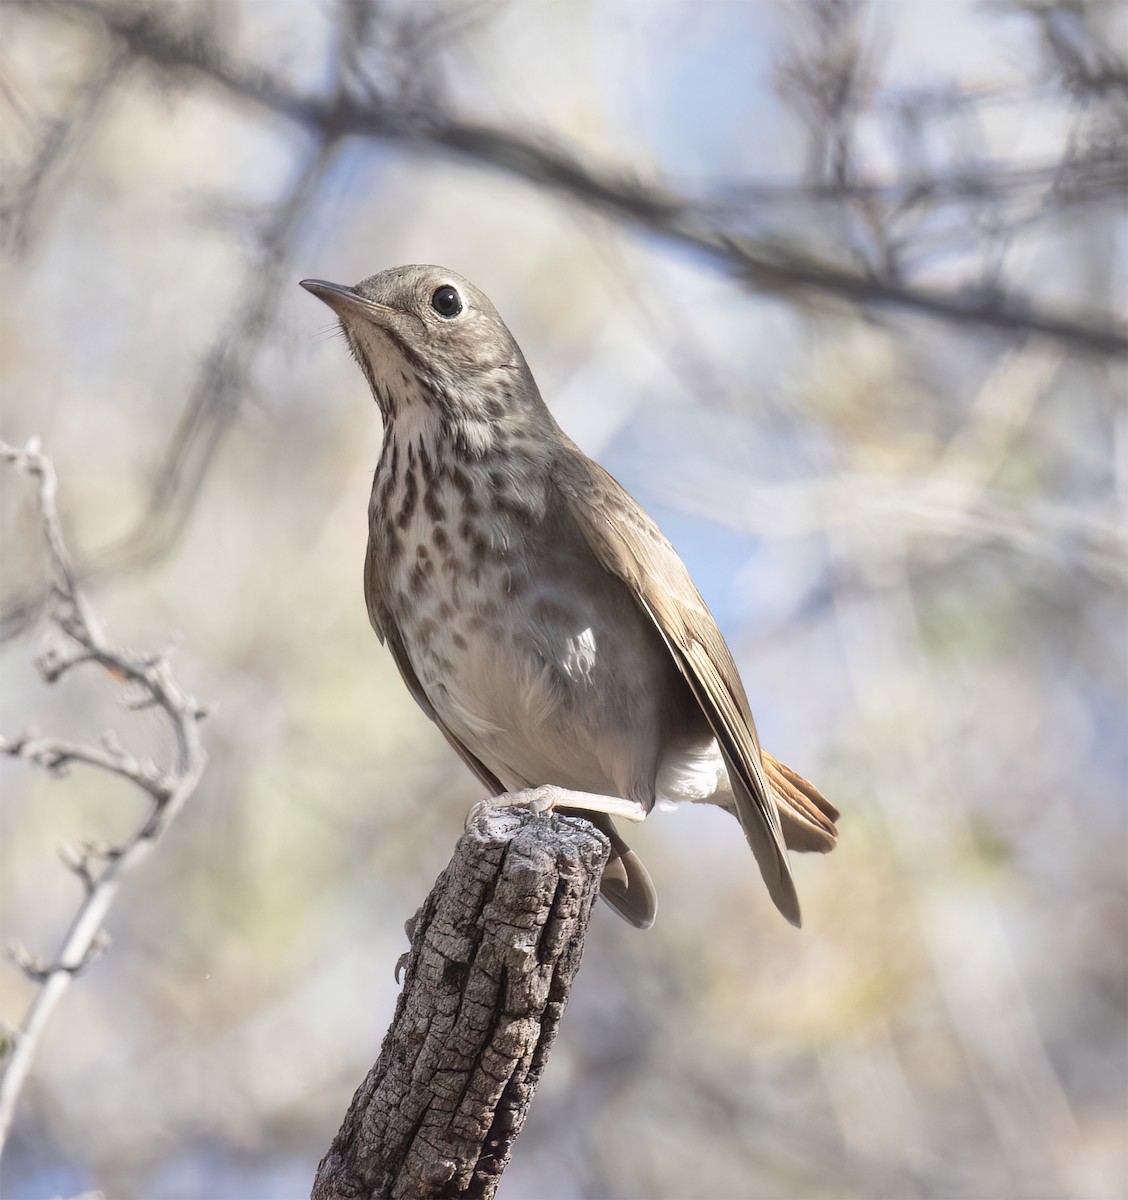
[588,812,657,929]
[582,759,833,930]
[761,752,839,853]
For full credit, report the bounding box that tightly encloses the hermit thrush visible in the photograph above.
[301,266,837,928]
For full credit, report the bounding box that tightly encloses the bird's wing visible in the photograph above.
[365,531,504,795]
[554,447,801,926]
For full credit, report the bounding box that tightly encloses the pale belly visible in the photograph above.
[390,502,708,806]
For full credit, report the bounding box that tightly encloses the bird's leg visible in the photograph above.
[466,785,648,829]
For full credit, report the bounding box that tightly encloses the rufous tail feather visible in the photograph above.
[762,752,839,853]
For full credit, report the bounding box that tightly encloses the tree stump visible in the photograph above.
[311,804,610,1200]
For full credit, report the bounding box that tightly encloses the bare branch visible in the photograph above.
[0,731,171,800]
[0,439,209,1152]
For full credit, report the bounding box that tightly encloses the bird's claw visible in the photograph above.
[465,785,648,829]
[465,785,562,829]
[394,950,411,984]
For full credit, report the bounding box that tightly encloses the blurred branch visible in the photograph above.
[0,438,209,1153]
[90,137,338,578]
[0,44,128,254]
[0,39,344,642]
[3,0,1122,644]
[43,0,1128,356]
[917,347,1060,543]
[824,487,1086,1193]
[312,805,609,1200]
[707,155,1127,213]
[1022,0,1128,99]
[664,342,1127,588]
[667,469,1128,587]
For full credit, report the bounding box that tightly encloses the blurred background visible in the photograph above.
[1,1,1125,1197]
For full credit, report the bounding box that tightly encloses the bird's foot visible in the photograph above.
[465,785,647,829]
[394,907,423,984]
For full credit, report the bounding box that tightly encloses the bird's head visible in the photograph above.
[301,265,548,441]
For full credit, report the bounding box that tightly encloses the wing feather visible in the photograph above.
[554,447,802,926]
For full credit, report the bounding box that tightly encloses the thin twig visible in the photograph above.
[0,439,209,1152]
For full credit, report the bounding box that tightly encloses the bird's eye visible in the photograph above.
[431,286,462,318]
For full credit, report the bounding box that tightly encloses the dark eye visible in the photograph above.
[431,286,462,318]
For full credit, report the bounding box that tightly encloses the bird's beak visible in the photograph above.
[299,279,399,324]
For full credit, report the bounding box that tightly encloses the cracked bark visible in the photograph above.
[311,805,611,1200]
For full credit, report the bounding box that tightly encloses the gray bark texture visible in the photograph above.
[311,805,611,1200]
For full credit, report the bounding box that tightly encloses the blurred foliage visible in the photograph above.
[1,1,1125,1198]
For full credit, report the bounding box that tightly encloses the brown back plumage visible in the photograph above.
[552,443,803,926]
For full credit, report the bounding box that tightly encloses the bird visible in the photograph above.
[300,265,838,929]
